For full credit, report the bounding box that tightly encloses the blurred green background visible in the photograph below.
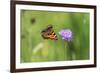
[20,10,90,63]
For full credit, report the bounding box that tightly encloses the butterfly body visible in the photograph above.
[41,25,58,40]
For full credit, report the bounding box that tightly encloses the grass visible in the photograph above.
[20,10,90,63]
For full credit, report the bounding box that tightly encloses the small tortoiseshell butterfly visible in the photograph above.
[41,25,58,40]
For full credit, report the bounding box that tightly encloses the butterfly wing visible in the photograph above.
[49,31,58,40]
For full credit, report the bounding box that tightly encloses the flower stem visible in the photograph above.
[67,42,74,60]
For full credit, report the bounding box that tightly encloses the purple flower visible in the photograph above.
[59,29,73,41]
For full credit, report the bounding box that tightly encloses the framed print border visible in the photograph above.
[10,0,97,73]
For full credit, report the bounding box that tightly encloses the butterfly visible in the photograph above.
[41,25,58,40]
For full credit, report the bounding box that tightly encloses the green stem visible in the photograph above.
[67,42,74,60]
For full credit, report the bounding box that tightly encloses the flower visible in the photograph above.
[59,29,73,41]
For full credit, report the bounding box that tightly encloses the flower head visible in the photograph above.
[59,29,73,41]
